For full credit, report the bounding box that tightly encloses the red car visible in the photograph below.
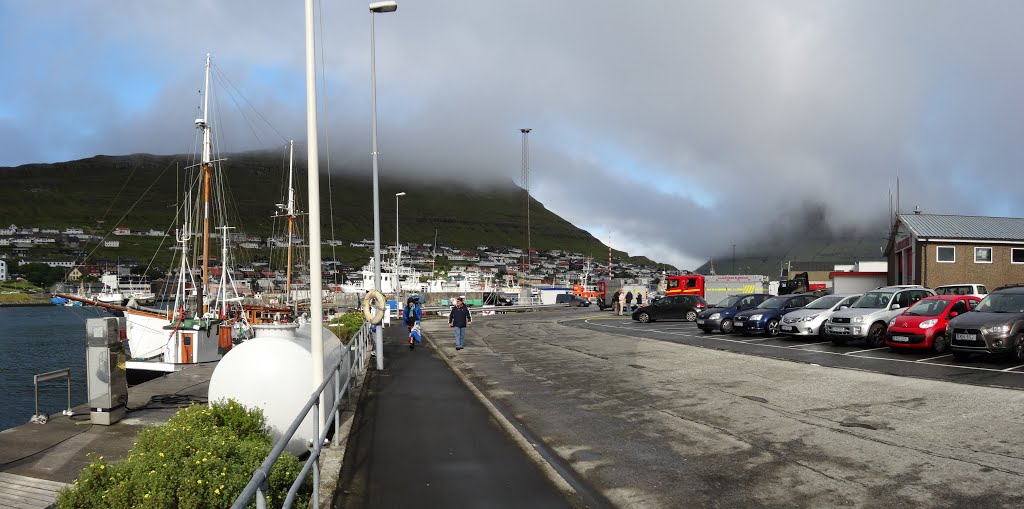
[885,295,980,353]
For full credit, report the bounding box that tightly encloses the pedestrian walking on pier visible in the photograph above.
[448,297,472,350]
[405,297,423,350]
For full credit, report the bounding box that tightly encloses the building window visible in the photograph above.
[1013,248,1024,264]
[936,246,955,263]
[975,247,993,264]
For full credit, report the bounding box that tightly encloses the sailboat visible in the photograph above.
[55,54,287,375]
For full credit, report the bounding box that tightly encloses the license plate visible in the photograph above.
[734,320,744,326]
[696,319,704,325]
[955,333,976,342]
[781,325,793,331]
[829,326,848,333]
[891,336,909,343]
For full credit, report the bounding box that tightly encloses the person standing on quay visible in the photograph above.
[611,290,621,315]
[404,297,423,350]
[625,291,634,314]
[448,297,472,350]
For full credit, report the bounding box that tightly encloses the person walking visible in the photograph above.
[404,297,423,349]
[611,290,621,315]
[448,297,472,350]
[625,291,634,314]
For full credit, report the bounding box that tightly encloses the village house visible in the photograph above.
[885,211,1024,290]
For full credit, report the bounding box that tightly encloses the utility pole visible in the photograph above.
[521,128,532,283]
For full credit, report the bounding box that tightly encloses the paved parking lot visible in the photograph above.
[572,315,1024,390]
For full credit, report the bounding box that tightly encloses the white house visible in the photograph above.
[0,225,16,236]
[63,227,84,235]
[104,240,120,248]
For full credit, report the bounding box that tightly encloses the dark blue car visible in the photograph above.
[733,293,818,336]
[696,294,771,333]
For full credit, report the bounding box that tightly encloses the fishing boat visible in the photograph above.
[56,55,290,375]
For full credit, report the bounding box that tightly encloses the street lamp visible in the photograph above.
[370,0,396,370]
[395,191,406,296]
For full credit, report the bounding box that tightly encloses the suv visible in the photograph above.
[696,293,771,333]
[934,283,988,299]
[947,286,1024,361]
[825,285,935,347]
[632,294,707,323]
[734,293,818,336]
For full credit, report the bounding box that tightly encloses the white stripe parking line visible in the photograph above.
[916,354,952,362]
[846,347,888,355]
[785,341,831,348]
[739,337,779,342]
[1002,364,1024,372]
[580,319,1024,376]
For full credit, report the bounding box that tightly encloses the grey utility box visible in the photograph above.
[86,317,128,425]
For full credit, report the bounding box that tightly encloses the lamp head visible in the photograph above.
[369,1,398,13]
[395,192,406,197]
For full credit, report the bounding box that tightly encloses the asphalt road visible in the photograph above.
[421,308,1024,509]
[570,314,1024,390]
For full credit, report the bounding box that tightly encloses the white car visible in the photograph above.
[934,283,988,299]
[780,293,862,337]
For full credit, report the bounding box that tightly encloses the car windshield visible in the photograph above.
[852,292,893,309]
[903,299,947,317]
[757,296,788,309]
[936,286,971,296]
[715,296,741,308]
[975,293,1024,313]
[805,295,844,310]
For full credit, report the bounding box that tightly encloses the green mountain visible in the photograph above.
[1,152,665,269]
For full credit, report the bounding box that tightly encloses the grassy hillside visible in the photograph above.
[1,152,663,268]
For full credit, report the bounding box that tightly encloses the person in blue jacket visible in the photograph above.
[448,297,472,350]
[404,297,423,349]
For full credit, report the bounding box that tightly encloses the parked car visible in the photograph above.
[947,286,1024,361]
[825,285,935,347]
[632,294,708,323]
[780,293,862,337]
[934,283,988,299]
[733,293,818,336]
[555,293,590,307]
[696,293,771,333]
[885,295,980,353]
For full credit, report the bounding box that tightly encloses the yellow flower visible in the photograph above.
[215,489,221,495]
[159,452,165,458]
[145,493,151,499]
[197,479,203,484]
[195,460,201,465]
[100,465,105,470]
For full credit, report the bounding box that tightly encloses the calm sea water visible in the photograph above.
[0,305,113,431]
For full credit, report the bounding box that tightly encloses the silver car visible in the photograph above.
[825,286,935,347]
[780,293,861,337]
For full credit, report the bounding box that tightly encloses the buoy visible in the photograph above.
[362,290,386,325]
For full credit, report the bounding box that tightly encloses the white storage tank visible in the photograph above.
[208,322,343,456]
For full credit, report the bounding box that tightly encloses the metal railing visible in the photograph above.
[231,322,373,509]
[31,368,73,424]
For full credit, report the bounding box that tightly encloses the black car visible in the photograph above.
[556,294,591,307]
[632,295,708,323]
[732,293,818,336]
[947,286,1024,361]
[696,293,772,333]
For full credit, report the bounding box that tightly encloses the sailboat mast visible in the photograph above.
[197,53,213,316]
[219,226,233,317]
[286,140,295,307]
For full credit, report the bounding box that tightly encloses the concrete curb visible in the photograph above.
[422,329,584,506]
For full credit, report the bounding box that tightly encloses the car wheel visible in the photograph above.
[1014,335,1024,362]
[685,310,697,322]
[831,337,847,346]
[866,323,885,347]
[766,319,780,337]
[637,312,651,323]
[720,319,734,333]
[931,333,948,354]
[952,351,971,362]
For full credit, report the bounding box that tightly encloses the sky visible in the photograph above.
[3,1,1024,270]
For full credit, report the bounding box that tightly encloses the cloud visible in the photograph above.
[3,1,1024,270]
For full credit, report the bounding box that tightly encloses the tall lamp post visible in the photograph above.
[370,0,396,370]
[394,191,406,297]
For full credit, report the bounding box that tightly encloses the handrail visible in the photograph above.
[231,322,372,509]
[32,368,73,424]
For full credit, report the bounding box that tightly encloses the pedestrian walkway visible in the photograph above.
[332,323,578,509]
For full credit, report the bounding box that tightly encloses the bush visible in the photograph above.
[56,400,310,509]
[328,311,365,344]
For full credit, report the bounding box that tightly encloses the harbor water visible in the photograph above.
[0,305,107,431]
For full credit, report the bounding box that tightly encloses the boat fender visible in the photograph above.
[362,290,386,325]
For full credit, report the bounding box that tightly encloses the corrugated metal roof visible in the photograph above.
[899,213,1024,241]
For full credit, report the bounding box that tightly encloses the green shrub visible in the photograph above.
[328,311,366,344]
[56,400,310,509]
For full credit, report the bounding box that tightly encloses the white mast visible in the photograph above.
[286,140,296,309]
[303,0,325,430]
[218,226,234,317]
[196,53,214,316]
